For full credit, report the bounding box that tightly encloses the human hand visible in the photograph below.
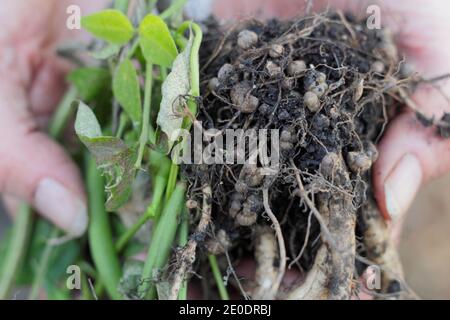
[0,0,106,236]
[214,0,450,231]
[208,0,450,299]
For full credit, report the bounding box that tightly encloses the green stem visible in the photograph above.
[86,156,122,300]
[28,228,59,300]
[147,0,158,11]
[116,154,169,252]
[208,255,229,300]
[0,204,32,299]
[49,86,77,138]
[160,0,187,20]
[160,67,168,81]
[126,39,140,59]
[177,22,202,129]
[115,161,169,251]
[164,163,179,202]
[177,209,189,300]
[114,0,129,13]
[177,22,202,98]
[135,63,153,169]
[139,183,186,299]
[116,113,129,138]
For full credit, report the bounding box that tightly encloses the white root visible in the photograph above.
[253,227,279,300]
[286,154,356,300]
[168,185,212,300]
[261,188,287,299]
[360,198,418,299]
[286,246,329,299]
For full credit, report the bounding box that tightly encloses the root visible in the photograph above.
[290,159,339,253]
[288,210,312,269]
[253,227,279,300]
[168,185,212,300]
[359,198,418,299]
[285,245,329,299]
[184,12,419,300]
[287,153,356,300]
[261,188,287,299]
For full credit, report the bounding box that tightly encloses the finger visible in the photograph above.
[212,0,310,20]
[1,194,20,219]
[0,83,87,237]
[373,109,450,223]
[29,57,69,120]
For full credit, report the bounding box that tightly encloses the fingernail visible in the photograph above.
[384,153,422,221]
[34,178,88,237]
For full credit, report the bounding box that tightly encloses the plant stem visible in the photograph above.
[86,155,122,300]
[177,22,202,129]
[49,86,77,138]
[116,113,129,138]
[208,255,229,300]
[115,161,169,251]
[135,63,153,169]
[114,0,129,13]
[126,39,140,59]
[160,66,168,81]
[28,227,59,300]
[177,22,202,98]
[160,0,187,20]
[139,183,186,299]
[164,163,179,202]
[177,209,189,300]
[0,204,32,299]
[147,0,158,11]
[116,154,169,252]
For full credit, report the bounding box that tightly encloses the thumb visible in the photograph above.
[0,83,87,237]
[373,88,450,223]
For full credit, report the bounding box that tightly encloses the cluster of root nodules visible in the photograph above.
[181,12,417,300]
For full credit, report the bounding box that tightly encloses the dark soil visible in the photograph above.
[180,11,417,299]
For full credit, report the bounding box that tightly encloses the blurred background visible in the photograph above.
[399,174,450,299]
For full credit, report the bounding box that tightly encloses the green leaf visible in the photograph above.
[75,102,135,211]
[67,68,111,101]
[113,59,142,125]
[81,9,134,45]
[139,14,178,66]
[157,36,192,148]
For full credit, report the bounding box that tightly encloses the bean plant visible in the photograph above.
[0,0,223,300]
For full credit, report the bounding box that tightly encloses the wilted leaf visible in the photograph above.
[139,14,178,66]
[75,102,135,211]
[74,101,102,138]
[118,260,144,300]
[67,68,111,101]
[113,59,142,125]
[81,9,134,45]
[156,37,192,148]
[156,281,170,300]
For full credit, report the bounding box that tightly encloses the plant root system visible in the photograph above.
[174,11,430,300]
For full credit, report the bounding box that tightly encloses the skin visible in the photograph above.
[0,0,449,296]
[0,0,108,235]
